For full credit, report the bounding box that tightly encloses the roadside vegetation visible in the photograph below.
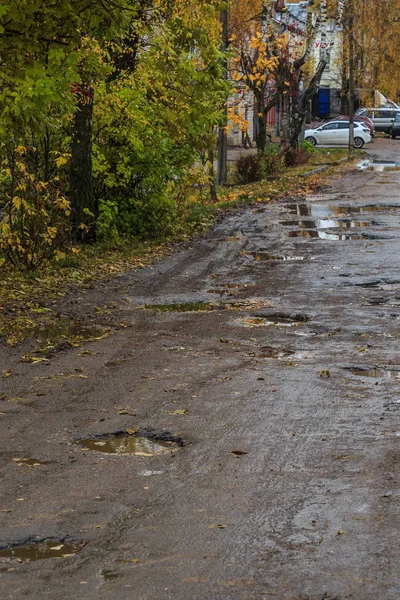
[0,145,352,342]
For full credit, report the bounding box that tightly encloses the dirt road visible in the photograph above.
[1,139,400,599]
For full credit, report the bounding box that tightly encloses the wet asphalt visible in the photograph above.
[1,139,400,599]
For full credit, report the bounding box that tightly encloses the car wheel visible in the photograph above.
[307,137,317,146]
[353,137,364,149]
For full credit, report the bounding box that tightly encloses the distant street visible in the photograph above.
[1,138,400,599]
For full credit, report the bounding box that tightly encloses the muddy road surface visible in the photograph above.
[1,139,400,599]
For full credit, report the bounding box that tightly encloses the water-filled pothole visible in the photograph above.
[366,297,400,307]
[368,161,400,172]
[345,367,400,379]
[143,300,265,312]
[286,203,400,217]
[12,457,48,467]
[247,252,305,261]
[287,230,319,238]
[281,219,372,229]
[29,321,107,348]
[255,345,295,358]
[251,312,308,327]
[75,429,183,455]
[144,302,219,312]
[0,539,86,561]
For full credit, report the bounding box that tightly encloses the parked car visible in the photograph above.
[356,107,400,133]
[389,112,400,139]
[336,115,375,137]
[305,120,371,148]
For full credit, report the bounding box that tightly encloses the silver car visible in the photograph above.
[305,120,372,148]
[356,108,400,134]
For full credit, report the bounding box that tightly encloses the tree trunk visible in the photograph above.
[280,92,291,150]
[70,90,96,242]
[208,149,218,202]
[256,91,267,152]
[217,6,229,186]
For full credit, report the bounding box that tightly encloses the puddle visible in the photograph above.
[211,283,249,289]
[369,161,400,172]
[0,539,85,561]
[12,457,46,467]
[281,219,372,229]
[144,302,220,312]
[287,229,378,241]
[345,367,400,379]
[366,297,400,307]
[286,203,400,217]
[76,430,183,456]
[287,230,319,238]
[248,312,308,327]
[144,300,266,312]
[255,345,294,358]
[247,252,305,261]
[29,321,107,347]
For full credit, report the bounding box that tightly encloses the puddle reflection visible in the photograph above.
[0,540,85,561]
[347,368,400,379]
[76,433,178,456]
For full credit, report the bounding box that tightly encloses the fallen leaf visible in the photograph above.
[166,409,188,415]
[209,523,227,529]
[318,369,330,378]
[126,428,138,435]
[230,450,248,456]
[21,355,50,364]
[2,369,13,378]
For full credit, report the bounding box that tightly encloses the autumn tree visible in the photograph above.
[229,0,284,151]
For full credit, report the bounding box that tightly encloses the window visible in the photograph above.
[374,110,395,119]
[338,123,349,129]
[320,123,339,130]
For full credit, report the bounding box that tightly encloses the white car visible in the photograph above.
[305,120,372,148]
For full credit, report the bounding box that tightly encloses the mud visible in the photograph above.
[1,139,400,599]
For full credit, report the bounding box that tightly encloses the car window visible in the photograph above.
[320,123,339,130]
[338,123,349,129]
[375,110,395,118]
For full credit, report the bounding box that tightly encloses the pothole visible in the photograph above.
[0,538,86,561]
[142,300,268,312]
[287,230,319,238]
[29,321,108,349]
[366,297,400,307]
[281,219,373,229]
[246,252,305,261]
[254,345,295,358]
[344,367,400,379]
[12,457,48,467]
[368,161,400,172]
[242,312,308,327]
[286,203,400,217]
[75,429,184,456]
[143,302,222,312]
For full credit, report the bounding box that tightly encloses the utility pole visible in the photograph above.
[348,0,355,153]
[217,4,229,186]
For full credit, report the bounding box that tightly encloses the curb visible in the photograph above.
[301,155,350,178]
